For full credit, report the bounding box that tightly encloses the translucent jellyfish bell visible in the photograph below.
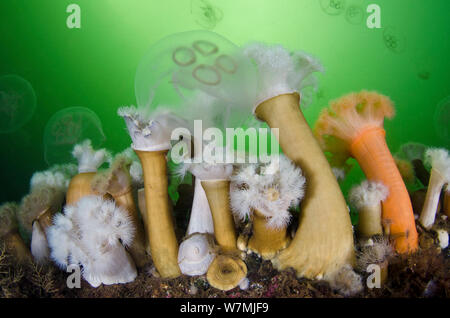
[43,107,106,166]
[191,0,223,30]
[345,4,364,25]
[383,26,407,54]
[319,0,346,16]
[0,75,36,133]
[135,30,257,116]
[434,96,450,144]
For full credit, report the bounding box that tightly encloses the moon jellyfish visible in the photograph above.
[383,26,407,54]
[319,0,346,16]
[191,0,223,30]
[43,107,106,166]
[135,30,257,129]
[345,4,364,25]
[434,96,450,144]
[0,75,36,133]
[414,52,432,81]
[417,70,431,80]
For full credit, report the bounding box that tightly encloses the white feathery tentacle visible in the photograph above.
[348,180,389,211]
[230,155,306,229]
[47,195,137,287]
[72,139,110,173]
[242,42,323,110]
[118,106,189,152]
[30,163,77,192]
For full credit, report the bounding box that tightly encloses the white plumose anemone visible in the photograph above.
[242,42,323,110]
[230,155,306,229]
[72,139,111,173]
[47,196,137,287]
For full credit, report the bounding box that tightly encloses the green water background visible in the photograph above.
[0,0,449,204]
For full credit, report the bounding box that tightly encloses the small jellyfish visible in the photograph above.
[319,0,346,16]
[191,0,223,30]
[382,26,407,54]
[0,75,36,133]
[434,96,450,144]
[417,70,431,80]
[414,53,432,81]
[345,4,364,25]
[43,107,106,166]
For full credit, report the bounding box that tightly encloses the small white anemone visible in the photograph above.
[242,42,324,109]
[424,148,450,179]
[420,148,450,229]
[72,139,111,173]
[230,155,306,229]
[47,195,137,287]
[176,142,234,181]
[118,106,189,152]
[348,180,389,210]
[30,163,78,192]
[116,147,144,187]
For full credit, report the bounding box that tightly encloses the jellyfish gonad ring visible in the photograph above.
[192,40,219,56]
[192,64,221,86]
[215,54,237,74]
[172,47,197,67]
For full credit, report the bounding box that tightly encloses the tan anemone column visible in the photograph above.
[66,172,98,205]
[67,139,110,205]
[247,209,291,260]
[202,179,247,291]
[201,180,237,252]
[110,186,148,268]
[357,204,383,238]
[135,149,181,278]
[255,93,355,278]
[137,188,151,254]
